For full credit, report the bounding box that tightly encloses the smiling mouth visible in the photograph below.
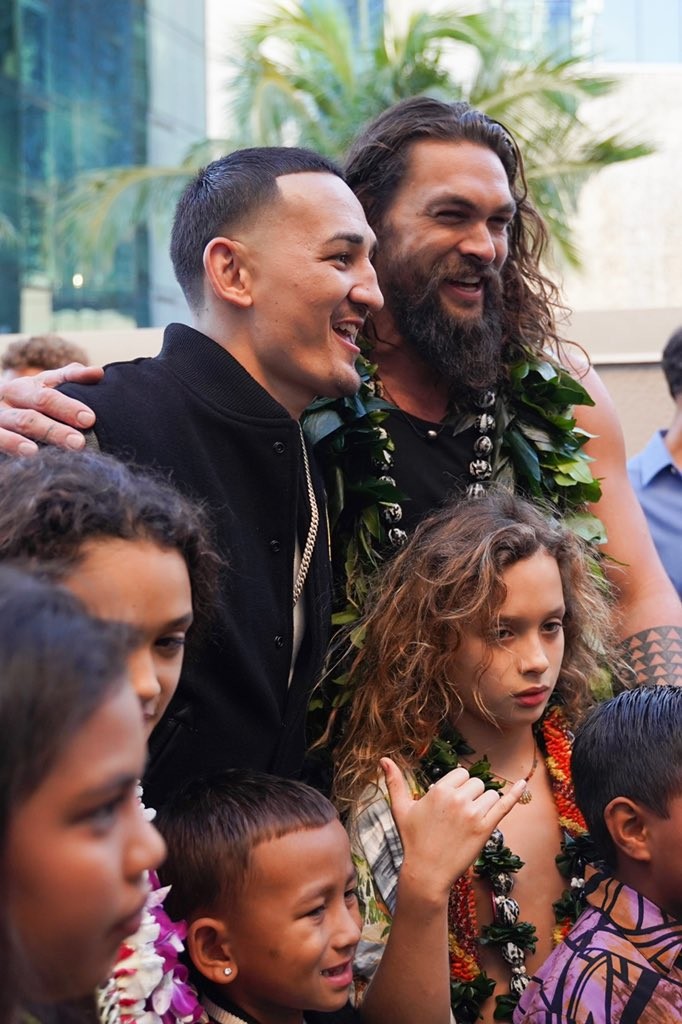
[332,322,361,346]
[317,958,350,983]
[445,276,485,293]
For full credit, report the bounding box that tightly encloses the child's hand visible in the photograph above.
[380,757,526,905]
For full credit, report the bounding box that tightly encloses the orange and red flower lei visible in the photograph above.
[420,705,591,1023]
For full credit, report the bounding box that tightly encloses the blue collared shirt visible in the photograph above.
[628,431,682,597]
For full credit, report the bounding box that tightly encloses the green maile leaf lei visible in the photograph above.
[415,706,597,1023]
[303,349,605,729]
[497,358,605,543]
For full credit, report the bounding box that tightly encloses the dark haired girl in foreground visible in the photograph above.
[0,567,164,1024]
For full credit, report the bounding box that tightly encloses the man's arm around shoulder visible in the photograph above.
[0,363,101,454]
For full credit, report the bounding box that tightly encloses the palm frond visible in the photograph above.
[58,0,653,271]
[0,212,19,249]
[57,165,195,278]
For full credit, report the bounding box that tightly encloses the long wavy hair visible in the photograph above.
[333,490,623,807]
[345,96,567,363]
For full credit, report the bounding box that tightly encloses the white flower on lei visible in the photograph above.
[112,900,164,1007]
[97,794,205,1024]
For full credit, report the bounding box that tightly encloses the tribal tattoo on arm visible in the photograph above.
[621,626,682,686]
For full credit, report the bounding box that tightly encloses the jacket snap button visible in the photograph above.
[274,635,285,648]
[269,540,281,553]
[272,441,286,455]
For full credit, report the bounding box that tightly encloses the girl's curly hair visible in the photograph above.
[333,489,625,807]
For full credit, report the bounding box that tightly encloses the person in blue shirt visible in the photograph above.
[628,326,682,599]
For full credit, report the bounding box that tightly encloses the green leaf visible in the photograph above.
[331,609,360,626]
[533,359,559,381]
[361,503,382,540]
[516,421,553,446]
[303,407,344,444]
[481,920,537,951]
[554,472,579,486]
[562,512,607,544]
[505,427,542,483]
[510,360,530,383]
[552,458,594,481]
[349,622,367,647]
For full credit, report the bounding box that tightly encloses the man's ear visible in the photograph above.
[203,237,254,309]
[604,796,652,863]
[187,915,239,985]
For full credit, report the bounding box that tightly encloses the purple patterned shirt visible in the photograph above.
[514,874,682,1023]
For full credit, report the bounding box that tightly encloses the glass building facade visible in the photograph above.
[486,1,682,62]
[593,0,682,63]
[0,0,206,334]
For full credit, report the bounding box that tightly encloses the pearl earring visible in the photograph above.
[223,967,233,977]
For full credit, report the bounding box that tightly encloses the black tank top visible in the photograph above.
[385,408,480,533]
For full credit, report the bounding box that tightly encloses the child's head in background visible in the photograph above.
[572,684,682,918]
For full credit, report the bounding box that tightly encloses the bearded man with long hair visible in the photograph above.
[310,96,681,686]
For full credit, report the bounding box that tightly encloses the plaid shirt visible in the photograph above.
[514,874,682,1023]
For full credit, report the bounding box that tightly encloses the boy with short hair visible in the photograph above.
[156,770,362,1024]
[514,686,682,1023]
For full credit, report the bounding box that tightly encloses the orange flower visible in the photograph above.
[431,706,590,1021]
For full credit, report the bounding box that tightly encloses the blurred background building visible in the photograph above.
[0,0,205,334]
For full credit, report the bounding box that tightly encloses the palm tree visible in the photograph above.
[0,213,18,251]
[58,0,651,273]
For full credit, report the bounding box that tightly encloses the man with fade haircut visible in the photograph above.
[0,146,382,808]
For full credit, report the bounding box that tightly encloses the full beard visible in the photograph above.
[378,253,505,407]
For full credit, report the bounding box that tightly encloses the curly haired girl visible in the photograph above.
[333,489,625,1024]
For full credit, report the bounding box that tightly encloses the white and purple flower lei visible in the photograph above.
[97,797,206,1024]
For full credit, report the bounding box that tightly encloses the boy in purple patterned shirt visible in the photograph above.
[514,685,682,1024]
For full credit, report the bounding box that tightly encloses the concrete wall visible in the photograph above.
[562,66,682,318]
[0,329,164,371]
[595,361,673,456]
[569,307,682,361]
